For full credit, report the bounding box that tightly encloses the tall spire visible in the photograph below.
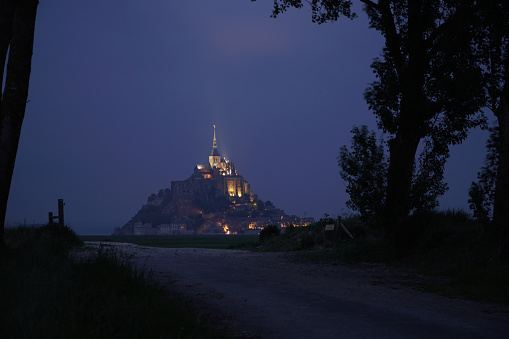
[212,124,217,150]
[210,125,220,161]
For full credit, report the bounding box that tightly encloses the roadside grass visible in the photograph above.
[1,225,227,339]
[80,235,259,250]
[255,211,509,306]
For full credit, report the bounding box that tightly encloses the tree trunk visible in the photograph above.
[0,1,16,90]
[493,61,509,262]
[384,130,420,236]
[0,0,38,250]
[380,1,427,245]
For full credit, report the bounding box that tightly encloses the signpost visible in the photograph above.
[324,216,354,246]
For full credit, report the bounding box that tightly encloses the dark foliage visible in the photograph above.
[470,1,509,261]
[259,225,281,242]
[257,217,345,252]
[393,210,484,258]
[4,223,83,252]
[338,126,387,222]
[339,125,449,223]
[284,223,297,238]
[203,196,232,214]
[410,137,449,213]
[271,0,356,24]
[469,126,499,223]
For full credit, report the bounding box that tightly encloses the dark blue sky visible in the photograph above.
[6,1,491,234]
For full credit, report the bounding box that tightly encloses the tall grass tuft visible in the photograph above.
[0,224,226,338]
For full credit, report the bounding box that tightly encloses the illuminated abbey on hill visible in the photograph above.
[170,125,252,218]
[186,125,251,199]
[114,126,312,235]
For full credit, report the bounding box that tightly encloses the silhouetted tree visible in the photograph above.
[469,127,499,224]
[470,1,509,260]
[339,126,448,224]
[409,136,449,214]
[338,126,387,222]
[269,1,485,243]
[0,0,39,249]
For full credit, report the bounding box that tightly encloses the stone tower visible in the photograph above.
[209,125,221,168]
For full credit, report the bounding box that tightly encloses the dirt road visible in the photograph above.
[86,242,509,338]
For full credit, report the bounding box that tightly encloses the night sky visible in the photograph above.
[6,1,492,235]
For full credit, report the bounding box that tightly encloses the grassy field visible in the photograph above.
[80,235,259,249]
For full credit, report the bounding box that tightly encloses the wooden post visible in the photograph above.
[48,199,65,227]
[57,199,64,227]
[338,216,354,240]
[337,216,342,241]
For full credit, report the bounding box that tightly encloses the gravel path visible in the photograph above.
[85,242,509,338]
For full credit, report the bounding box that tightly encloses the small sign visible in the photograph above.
[325,224,335,231]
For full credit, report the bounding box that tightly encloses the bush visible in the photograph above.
[299,231,315,250]
[257,219,335,251]
[392,210,484,258]
[259,225,280,242]
[284,224,296,238]
[5,223,83,253]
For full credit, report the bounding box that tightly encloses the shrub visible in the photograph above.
[339,125,449,222]
[299,231,315,250]
[392,209,490,260]
[284,224,296,238]
[259,225,280,242]
[5,223,83,252]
